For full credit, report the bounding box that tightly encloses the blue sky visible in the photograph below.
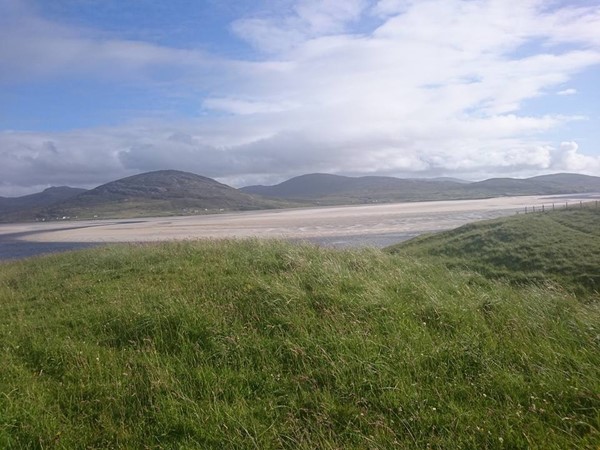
[1,0,600,195]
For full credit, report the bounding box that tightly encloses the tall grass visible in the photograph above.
[0,240,599,448]
[388,205,600,296]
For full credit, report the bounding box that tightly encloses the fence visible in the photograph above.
[521,199,599,214]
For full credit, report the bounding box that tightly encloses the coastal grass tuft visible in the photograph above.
[1,240,599,448]
[387,204,600,296]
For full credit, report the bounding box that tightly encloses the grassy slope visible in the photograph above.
[43,198,294,221]
[7,171,300,222]
[241,174,467,204]
[387,204,600,296]
[242,173,600,206]
[1,240,599,449]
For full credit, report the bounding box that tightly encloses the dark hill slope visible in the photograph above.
[529,173,600,192]
[41,170,286,219]
[242,173,354,198]
[243,172,600,204]
[387,203,600,294]
[467,173,600,196]
[0,186,87,213]
[0,187,87,222]
[242,173,465,203]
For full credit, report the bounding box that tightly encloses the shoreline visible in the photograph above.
[0,194,597,260]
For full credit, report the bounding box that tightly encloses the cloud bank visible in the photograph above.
[1,0,600,195]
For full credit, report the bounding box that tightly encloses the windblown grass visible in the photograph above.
[0,240,599,448]
[387,204,600,296]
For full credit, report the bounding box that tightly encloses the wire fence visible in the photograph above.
[520,199,599,214]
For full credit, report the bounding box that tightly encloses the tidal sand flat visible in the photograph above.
[0,194,596,260]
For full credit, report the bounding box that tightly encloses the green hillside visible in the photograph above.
[387,203,600,295]
[1,240,599,448]
[241,173,466,203]
[3,172,600,222]
[37,170,293,220]
[0,187,87,222]
[242,172,600,205]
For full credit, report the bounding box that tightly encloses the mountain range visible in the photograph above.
[241,172,600,204]
[0,171,289,222]
[0,187,87,222]
[241,173,463,202]
[1,171,599,222]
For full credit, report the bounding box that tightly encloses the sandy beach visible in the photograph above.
[1,194,593,247]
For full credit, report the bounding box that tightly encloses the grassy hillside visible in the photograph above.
[1,240,599,448]
[387,204,600,295]
[37,171,293,220]
[241,173,468,203]
[4,172,600,222]
[0,187,87,222]
[242,172,600,205]
[469,173,600,196]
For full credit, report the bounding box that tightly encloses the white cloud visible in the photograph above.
[231,0,368,53]
[1,0,600,195]
[202,98,299,115]
[0,1,213,85]
[557,88,577,96]
[372,0,417,16]
[552,141,600,173]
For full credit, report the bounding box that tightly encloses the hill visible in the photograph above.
[37,170,290,220]
[5,171,600,222]
[242,172,600,204]
[241,173,466,203]
[467,173,600,196]
[0,186,87,222]
[0,240,598,448]
[387,203,600,294]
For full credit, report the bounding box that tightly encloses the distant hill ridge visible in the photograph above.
[0,170,288,221]
[241,172,600,202]
[2,171,600,222]
[71,170,244,204]
[241,173,468,202]
[468,173,600,195]
[38,170,286,220]
[0,186,86,217]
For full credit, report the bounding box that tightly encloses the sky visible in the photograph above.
[1,0,600,196]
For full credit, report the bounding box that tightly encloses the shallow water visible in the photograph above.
[0,240,101,261]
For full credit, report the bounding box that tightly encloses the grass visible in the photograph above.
[387,204,600,297]
[38,197,299,221]
[0,238,599,449]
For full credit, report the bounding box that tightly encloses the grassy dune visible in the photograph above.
[387,204,600,296]
[1,238,599,449]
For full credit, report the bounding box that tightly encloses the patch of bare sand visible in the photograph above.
[0,195,591,244]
